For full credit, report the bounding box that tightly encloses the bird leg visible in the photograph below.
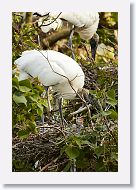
[41,87,52,127]
[90,33,99,60]
[67,26,75,60]
[46,87,52,113]
[58,96,65,129]
[41,91,46,127]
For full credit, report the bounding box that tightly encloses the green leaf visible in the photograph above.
[19,79,32,88]
[27,122,36,133]
[109,109,118,120]
[12,77,19,89]
[63,162,71,172]
[19,86,31,92]
[95,146,104,158]
[13,92,27,105]
[106,99,117,107]
[29,95,38,102]
[16,114,25,122]
[102,110,112,116]
[102,109,117,120]
[41,100,48,107]
[18,79,32,92]
[74,138,82,148]
[74,137,91,148]
[37,103,43,111]
[34,85,44,93]
[81,140,91,146]
[107,89,116,100]
[37,103,43,117]
[65,146,80,160]
[60,145,67,156]
[37,108,43,117]
[18,129,29,139]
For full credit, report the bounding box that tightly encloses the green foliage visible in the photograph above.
[12,13,39,63]
[12,12,118,172]
[12,77,47,138]
[12,159,35,172]
[59,129,118,171]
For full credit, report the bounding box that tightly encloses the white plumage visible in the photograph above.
[14,50,85,99]
[38,17,62,33]
[37,12,99,40]
[35,12,99,60]
[50,12,99,40]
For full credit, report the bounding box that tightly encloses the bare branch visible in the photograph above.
[36,125,66,138]
[69,104,92,116]
[25,12,33,24]
[40,157,59,172]
[42,29,71,48]
[39,12,62,27]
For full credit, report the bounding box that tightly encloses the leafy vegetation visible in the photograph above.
[12,12,118,172]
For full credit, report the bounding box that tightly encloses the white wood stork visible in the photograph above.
[34,12,99,60]
[14,50,85,125]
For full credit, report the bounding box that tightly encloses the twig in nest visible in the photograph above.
[69,104,92,116]
[80,42,90,58]
[64,44,75,55]
[36,125,66,138]
[40,157,59,172]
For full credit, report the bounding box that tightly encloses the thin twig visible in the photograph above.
[40,157,59,172]
[36,125,66,138]
[39,12,62,27]
[69,104,92,116]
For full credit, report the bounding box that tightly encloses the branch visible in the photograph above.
[36,125,66,138]
[40,12,62,27]
[40,157,59,172]
[42,29,71,49]
[25,12,33,24]
[69,104,92,116]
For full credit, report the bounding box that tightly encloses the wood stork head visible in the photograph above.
[90,33,99,60]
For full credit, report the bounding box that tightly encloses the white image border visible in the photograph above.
[0,0,130,185]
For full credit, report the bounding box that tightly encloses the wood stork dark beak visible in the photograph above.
[33,12,49,17]
[90,33,99,60]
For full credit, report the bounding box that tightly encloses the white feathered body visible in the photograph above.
[14,50,85,99]
[50,12,99,40]
[38,12,99,40]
